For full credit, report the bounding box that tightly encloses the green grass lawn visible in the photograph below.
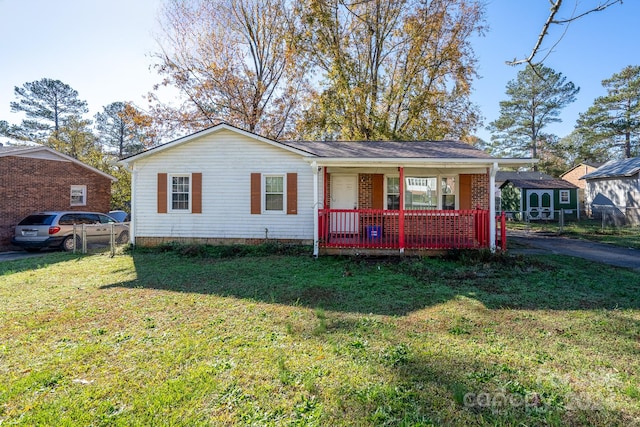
[1,245,639,426]
[508,219,640,249]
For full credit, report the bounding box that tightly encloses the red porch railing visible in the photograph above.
[318,209,498,250]
[496,211,507,250]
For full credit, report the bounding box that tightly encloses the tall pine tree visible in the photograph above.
[488,64,579,170]
[10,78,88,143]
[575,65,640,159]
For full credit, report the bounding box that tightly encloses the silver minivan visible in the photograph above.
[12,211,129,252]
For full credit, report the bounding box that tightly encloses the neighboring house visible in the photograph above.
[560,162,601,216]
[0,145,116,249]
[119,123,534,256]
[582,157,640,225]
[499,178,579,221]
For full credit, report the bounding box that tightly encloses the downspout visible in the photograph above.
[312,161,319,257]
[489,162,499,252]
[399,166,405,254]
[130,163,137,246]
[323,167,328,209]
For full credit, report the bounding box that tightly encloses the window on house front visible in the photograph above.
[386,177,400,209]
[70,185,87,206]
[559,190,570,204]
[170,175,190,211]
[265,175,285,211]
[441,177,456,210]
[405,177,437,210]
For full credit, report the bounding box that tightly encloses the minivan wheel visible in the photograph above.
[62,235,80,252]
[116,230,129,244]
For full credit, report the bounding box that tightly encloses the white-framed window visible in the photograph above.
[386,176,400,209]
[170,174,191,211]
[441,176,457,210]
[559,189,570,204]
[264,174,285,212]
[405,176,437,210]
[385,175,458,210]
[70,185,87,206]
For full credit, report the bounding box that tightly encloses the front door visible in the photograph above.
[330,175,359,233]
[459,174,472,210]
[528,190,554,220]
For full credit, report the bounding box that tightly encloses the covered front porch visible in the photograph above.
[309,161,517,256]
[319,208,507,254]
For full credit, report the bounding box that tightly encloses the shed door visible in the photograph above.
[528,190,554,220]
[330,175,359,233]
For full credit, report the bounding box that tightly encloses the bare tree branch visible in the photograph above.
[552,0,622,23]
[506,0,623,67]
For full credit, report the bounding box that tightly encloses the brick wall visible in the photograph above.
[0,156,112,249]
[562,165,597,216]
[471,173,489,209]
[562,165,596,189]
[358,174,373,209]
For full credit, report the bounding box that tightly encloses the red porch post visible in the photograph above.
[399,166,405,252]
[500,211,507,250]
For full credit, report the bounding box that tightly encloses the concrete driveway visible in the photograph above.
[0,250,58,262]
[508,230,640,271]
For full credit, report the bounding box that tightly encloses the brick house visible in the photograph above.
[0,145,116,249]
[560,162,601,216]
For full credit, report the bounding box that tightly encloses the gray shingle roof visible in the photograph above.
[280,140,493,159]
[581,157,640,179]
[500,178,577,190]
[495,171,554,184]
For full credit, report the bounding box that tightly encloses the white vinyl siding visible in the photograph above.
[586,176,640,212]
[131,129,317,240]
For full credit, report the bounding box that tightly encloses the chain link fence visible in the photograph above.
[503,207,640,234]
[70,223,130,256]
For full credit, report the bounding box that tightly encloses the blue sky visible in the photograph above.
[471,0,640,141]
[1,0,638,143]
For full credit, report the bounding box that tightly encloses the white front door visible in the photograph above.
[331,175,359,233]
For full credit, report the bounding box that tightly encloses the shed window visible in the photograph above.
[559,190,570,204]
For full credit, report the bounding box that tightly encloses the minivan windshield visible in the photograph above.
[18,214,56,226]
